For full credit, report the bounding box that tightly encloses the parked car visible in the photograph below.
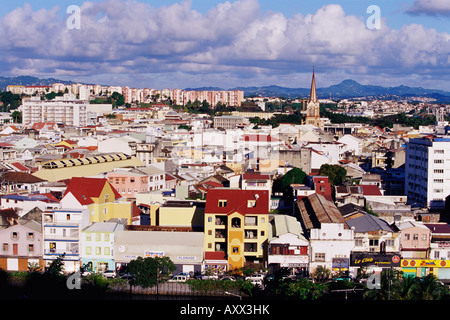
[220,276,236,282]
[333,275,353,282]
[168,275,187,282]
[198,274,219,280]
[173,272,190,279]
[245,274,265,281]
[120,273,134,280]
[101,270,117,278]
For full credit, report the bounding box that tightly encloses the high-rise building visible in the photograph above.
[405,136,450,209]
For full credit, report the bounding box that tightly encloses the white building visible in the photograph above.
[42,208,90,272]
[20,94,112,126]
[309,223,354,274]
[405,136,450,209]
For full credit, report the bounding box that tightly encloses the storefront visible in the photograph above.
[401,259,450,280]
[350,252,401,276]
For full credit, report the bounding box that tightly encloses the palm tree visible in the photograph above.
[416,274,448,300]
[391,275,420,300]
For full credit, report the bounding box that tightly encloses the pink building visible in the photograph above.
[396,221,431,259]
[107,170,148,200]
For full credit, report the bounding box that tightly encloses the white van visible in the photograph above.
[168,275,187,282]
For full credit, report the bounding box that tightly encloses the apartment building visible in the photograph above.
[21,94,112,126]
[204,189,270,272]
[405,136,450,209]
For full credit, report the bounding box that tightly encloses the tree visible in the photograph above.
[280,167,307,189]
[318,164,347,186]
[127,256,176,288]
[10,110,22,123]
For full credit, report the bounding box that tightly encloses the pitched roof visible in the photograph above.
[1,172,46,184]
[63,177,121,205]
[297,193,346,230]
[360,185,383,196]
[205,189,269,215]
[345,214,393,233]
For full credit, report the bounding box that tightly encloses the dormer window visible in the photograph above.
[218,200,227,207]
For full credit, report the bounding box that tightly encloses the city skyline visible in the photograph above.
[0,0,449,91]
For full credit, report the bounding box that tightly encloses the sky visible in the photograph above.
[0,0,449,90]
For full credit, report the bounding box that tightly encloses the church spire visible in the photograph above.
[309,68,317,103]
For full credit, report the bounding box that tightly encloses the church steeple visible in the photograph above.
[302,68,323,129]
[309,67,317,103]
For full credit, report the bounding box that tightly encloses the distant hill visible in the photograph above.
[188,79,450,102]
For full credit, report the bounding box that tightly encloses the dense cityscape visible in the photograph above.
[0,0,449,314]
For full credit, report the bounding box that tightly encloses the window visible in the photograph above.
[244,216,257,226]
[11,232,18,240]
[404,233,410,240]
[247,200,256,207]
[355,239,363,246]
[28,244,34,252]
[369,239,379,246]
[413,234,418,241]
[218,200,227,207]
[315,253,325,262]
[86,247,92,255]
[232,246,239,254]
[104,247,110,255]
[231,217,241,228]
[421,234,427,241]
[96,233,101,241]
[96,247,101,255]
[3,243,8,251]
[28,232,34,240]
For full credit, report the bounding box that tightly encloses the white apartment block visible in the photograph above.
[405,136,450,209]
[21,94,112,126]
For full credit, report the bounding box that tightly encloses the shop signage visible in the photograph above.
[145,250,164,257]
[332,258,349,269]
[350,253,401,267]
[401,259,449,268]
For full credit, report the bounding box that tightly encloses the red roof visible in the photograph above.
[242,134,280,142]
[63,177,121,205]
[204,251,226,261]
[205,189,269,215]
[360,185,382,196]
[242,174,270,180]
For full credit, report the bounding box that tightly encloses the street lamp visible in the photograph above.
[225,291,242,300]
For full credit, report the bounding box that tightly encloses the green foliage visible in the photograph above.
[0,91,21,111]
[363,270,450,300]
[280,167,307,189]
[127,256,176,288]
[278,278,326,300]
[318,164,347,186]
[310,266,331,283]
[187,278,255,297]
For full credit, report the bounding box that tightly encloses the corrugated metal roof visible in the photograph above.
[297,193,346,230]
[345,214,393,233]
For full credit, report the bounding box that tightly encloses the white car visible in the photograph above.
[101,270,116,278]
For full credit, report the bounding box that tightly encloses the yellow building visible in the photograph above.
[204,189,270,272]
[61,176,135,224]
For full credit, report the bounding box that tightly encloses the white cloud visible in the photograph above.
[0,0,448,89]
[406,0,450,16]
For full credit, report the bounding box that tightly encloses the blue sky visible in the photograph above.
[0,0,449,90]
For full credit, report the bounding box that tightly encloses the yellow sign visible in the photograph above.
[401,259,449,268]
